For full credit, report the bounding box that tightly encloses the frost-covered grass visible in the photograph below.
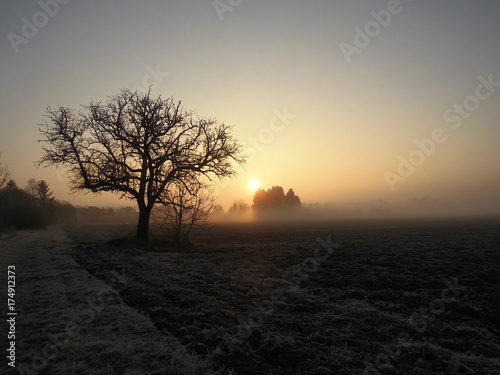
[3,228,218,375]
[67,218,500,375]
[4,219,498,374]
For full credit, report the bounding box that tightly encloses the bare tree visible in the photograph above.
[0,153,11,190]
[37,89,245,242]
[153,177,215,245]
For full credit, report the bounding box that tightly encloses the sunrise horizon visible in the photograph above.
[1,2,500,374]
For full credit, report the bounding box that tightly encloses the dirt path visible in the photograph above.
[0,229,57,270]
[1,228,217,375]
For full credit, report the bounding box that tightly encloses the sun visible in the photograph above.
[248,179,259,191]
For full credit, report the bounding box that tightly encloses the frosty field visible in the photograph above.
[67,218,500,374]
[3,217,500,375]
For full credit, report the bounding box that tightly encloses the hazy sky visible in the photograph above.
[1,0,499,215]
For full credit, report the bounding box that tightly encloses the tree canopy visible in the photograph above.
[252,186,302,211]
[37,89,245,241]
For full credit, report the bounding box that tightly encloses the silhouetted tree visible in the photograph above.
[0,154,10,190]
[154,177,214,245]
[37,89,245,242]
[36,180,57,221]
[5,180,18,191]
[252,186,302,210]
[284,188,301,207]
[0,180,47,230]
[35,180,55,206]
[3,180,22,200]
[23,179,57,222]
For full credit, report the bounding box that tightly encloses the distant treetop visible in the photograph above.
[252,186,302,210]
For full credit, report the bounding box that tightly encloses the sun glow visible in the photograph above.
[248,179,259,191]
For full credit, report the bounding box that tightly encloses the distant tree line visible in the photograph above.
[0,177,75,231]
[0,186,138,233]
[76,206,137,224]
[0,154,141,231]
[253,186,302,211]
[209,186,303,221]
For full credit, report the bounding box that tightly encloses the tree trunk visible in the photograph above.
[136,205,151,242]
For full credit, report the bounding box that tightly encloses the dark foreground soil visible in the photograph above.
[66,218,500,375]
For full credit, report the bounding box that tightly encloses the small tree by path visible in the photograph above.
[153,177,215,245]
